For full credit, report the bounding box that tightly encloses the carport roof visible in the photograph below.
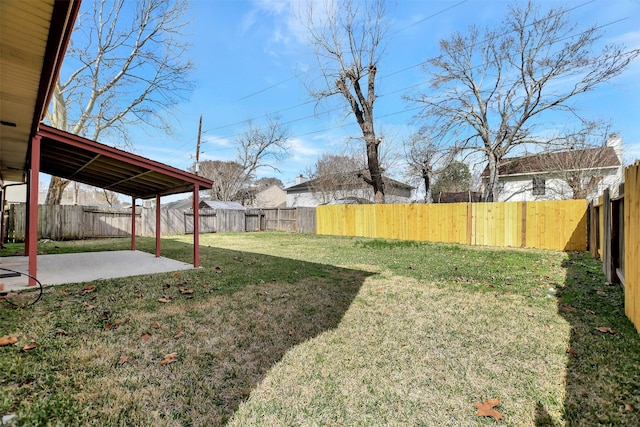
[37,124,212,199]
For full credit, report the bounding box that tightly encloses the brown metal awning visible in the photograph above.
[1,0,213,280]
[37,124,212,199]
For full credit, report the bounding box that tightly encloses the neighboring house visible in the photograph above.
[481,135,623,202]
[285,171,414,207]
[242,185,286,208]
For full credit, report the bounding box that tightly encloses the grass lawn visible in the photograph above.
[1,233,639,426]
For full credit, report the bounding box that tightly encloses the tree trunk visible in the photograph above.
[45,176,71,205]
[484,152,499,202]
[365,136,385,204]
[421,163,431,203]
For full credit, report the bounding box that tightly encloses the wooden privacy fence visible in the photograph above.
[5,206,316,241]
[589,161,639,333]
[317,200,587,251]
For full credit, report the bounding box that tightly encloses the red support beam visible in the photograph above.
[193,185,200,268]
[131,196,136,251]
[27,135,41,286]
[155,195,161,257]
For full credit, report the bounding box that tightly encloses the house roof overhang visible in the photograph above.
[37,124,213,199]
[1,0,212,200]
[0,0,80,183]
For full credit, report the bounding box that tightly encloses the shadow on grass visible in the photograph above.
[550,251,640,426]
[0,238,374,425]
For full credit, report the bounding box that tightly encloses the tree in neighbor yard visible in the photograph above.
[304,153,364,204]
[430,161,472,202]
[535,123,622,199]
[410,0,639,202]
[299,0,389,203]
[403,131,459,202]
[45,0,193,204]
[196,118,290,201]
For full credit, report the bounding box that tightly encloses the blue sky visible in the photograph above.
[77,0,640,191]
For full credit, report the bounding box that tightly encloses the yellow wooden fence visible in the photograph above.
[317,200,587,251]
[624,162,640,332]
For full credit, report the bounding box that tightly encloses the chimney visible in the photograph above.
[295,174,308,185]
[606,134,622,162]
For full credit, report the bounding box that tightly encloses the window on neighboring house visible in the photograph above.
[532,177,545,196]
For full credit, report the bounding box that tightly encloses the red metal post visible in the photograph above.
[131,196,136,251]
[27,135,41,286]
[193,185,200,268]
[155,194,161,257]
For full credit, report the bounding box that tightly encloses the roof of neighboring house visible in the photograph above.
[285,171,414,192]
[199,200,246,210]
[163,198,193,210]
[481,146,621,178]
[436,191,483,203]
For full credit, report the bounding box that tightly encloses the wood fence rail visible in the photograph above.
[590,161,640,332]
[317,200,587,251]
[4,206,316,241]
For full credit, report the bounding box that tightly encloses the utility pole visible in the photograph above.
[195,114,202,175]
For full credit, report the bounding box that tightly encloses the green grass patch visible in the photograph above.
[1,233,639,426]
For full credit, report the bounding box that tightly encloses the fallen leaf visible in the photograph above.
[625,403,634,411]
[104,322,121,331]
[85,305,97,311]
[288,329,295,337]
[150,321,161,329]
[179,288,194,295]
[117,355,131,366]
[80,285,96,295]
[595,327,616,334]
[567,347,575,358]
[158,297,171,303]
[561,304,577,312]
[160,352,178,366]
[163,284,171,290]
[56,329,68,336]
[173,272,181,278]
[141,333,152,343]
[22,342,37,352]
[136,294,143,300]
[473,398,503,420]
[214,266,222,274]
[596,289,606,295]
[174,330,184,339]
[0,335,18,346]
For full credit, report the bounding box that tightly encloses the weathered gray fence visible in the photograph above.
[4,205,316,241]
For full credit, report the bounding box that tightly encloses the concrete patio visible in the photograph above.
[0,251,194,291]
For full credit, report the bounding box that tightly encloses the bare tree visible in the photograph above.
[411,1,639,201]
[45,0,194,204]
[404,131,459,202]
[300,0,388,203]
[304,153,364,204]
[534,125,622,199]
[198,118,290,201]
[198,160,249,201]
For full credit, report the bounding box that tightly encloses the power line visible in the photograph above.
[169,1,626,169]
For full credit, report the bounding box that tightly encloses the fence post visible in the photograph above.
[466,202,472,245]
[521,202,527,248]
[603,188,614,283]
